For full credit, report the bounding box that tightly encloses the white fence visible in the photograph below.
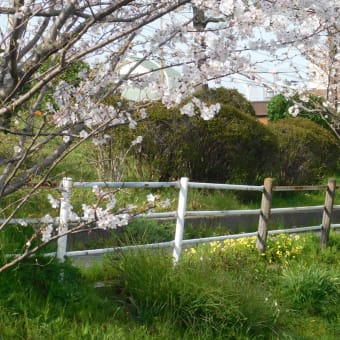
[1,177,339,263]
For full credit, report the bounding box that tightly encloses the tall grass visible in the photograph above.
[281,263,339,319]
[103,249,283,338]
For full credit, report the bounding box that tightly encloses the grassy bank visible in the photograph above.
[0,232,339,339]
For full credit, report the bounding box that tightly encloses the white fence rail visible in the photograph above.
[1,177,339,263]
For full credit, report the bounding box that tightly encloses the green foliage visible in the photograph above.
[36,59,90,110]
[38,58,90,88]
[267,93,329,128]
[267,94,290,122]
[101,93,130,109]
[1,58,90,130]
[109,101,192,181]
[59,60,90,87]
[191,104,279,184]
[193,87,256,116]
[121,101,279,184]
[269,117,340,185]
[0,257,90,315]
[0,255,125,338]
[0,233,339,338]
[68,219,175,251]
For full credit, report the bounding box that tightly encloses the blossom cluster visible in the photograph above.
[40,187,172,243]
[180,97,221,120]
[81,204,129,229]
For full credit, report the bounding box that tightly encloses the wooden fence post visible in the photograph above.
[256,177,273,253]
[320,178,336,248]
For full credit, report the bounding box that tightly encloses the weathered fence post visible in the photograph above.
[173,177,189,264]
[57,177,73,262]
[320,178,336,248]
[256,177,273,253]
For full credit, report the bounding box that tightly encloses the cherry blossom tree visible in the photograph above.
[0,0,339,270]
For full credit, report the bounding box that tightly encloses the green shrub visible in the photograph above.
[269,117,340,185]
[122,101,279,185]
[190,104,279,184]
[193,87,256,116]
[104,101,193,181]
[138,102,195,181]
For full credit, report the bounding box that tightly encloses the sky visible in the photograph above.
[0,3,314,102]
[139,9,312,102]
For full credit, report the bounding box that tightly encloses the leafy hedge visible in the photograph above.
[122,101,278,184]
[269,117,340,185]
[192,87,256,116]
[189,104,278,184]
[110,91,338,186]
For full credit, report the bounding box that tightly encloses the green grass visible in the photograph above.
[271,190,330,208]
[0,232,339,339]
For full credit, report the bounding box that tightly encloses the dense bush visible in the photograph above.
[190,104,278,184]
[193,87,256,116]
[124,101,279,184]
[269,117,340,185]
[106,101,196,180]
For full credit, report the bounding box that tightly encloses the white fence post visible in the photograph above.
[173,177,189,264]
[57,177,73,262]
